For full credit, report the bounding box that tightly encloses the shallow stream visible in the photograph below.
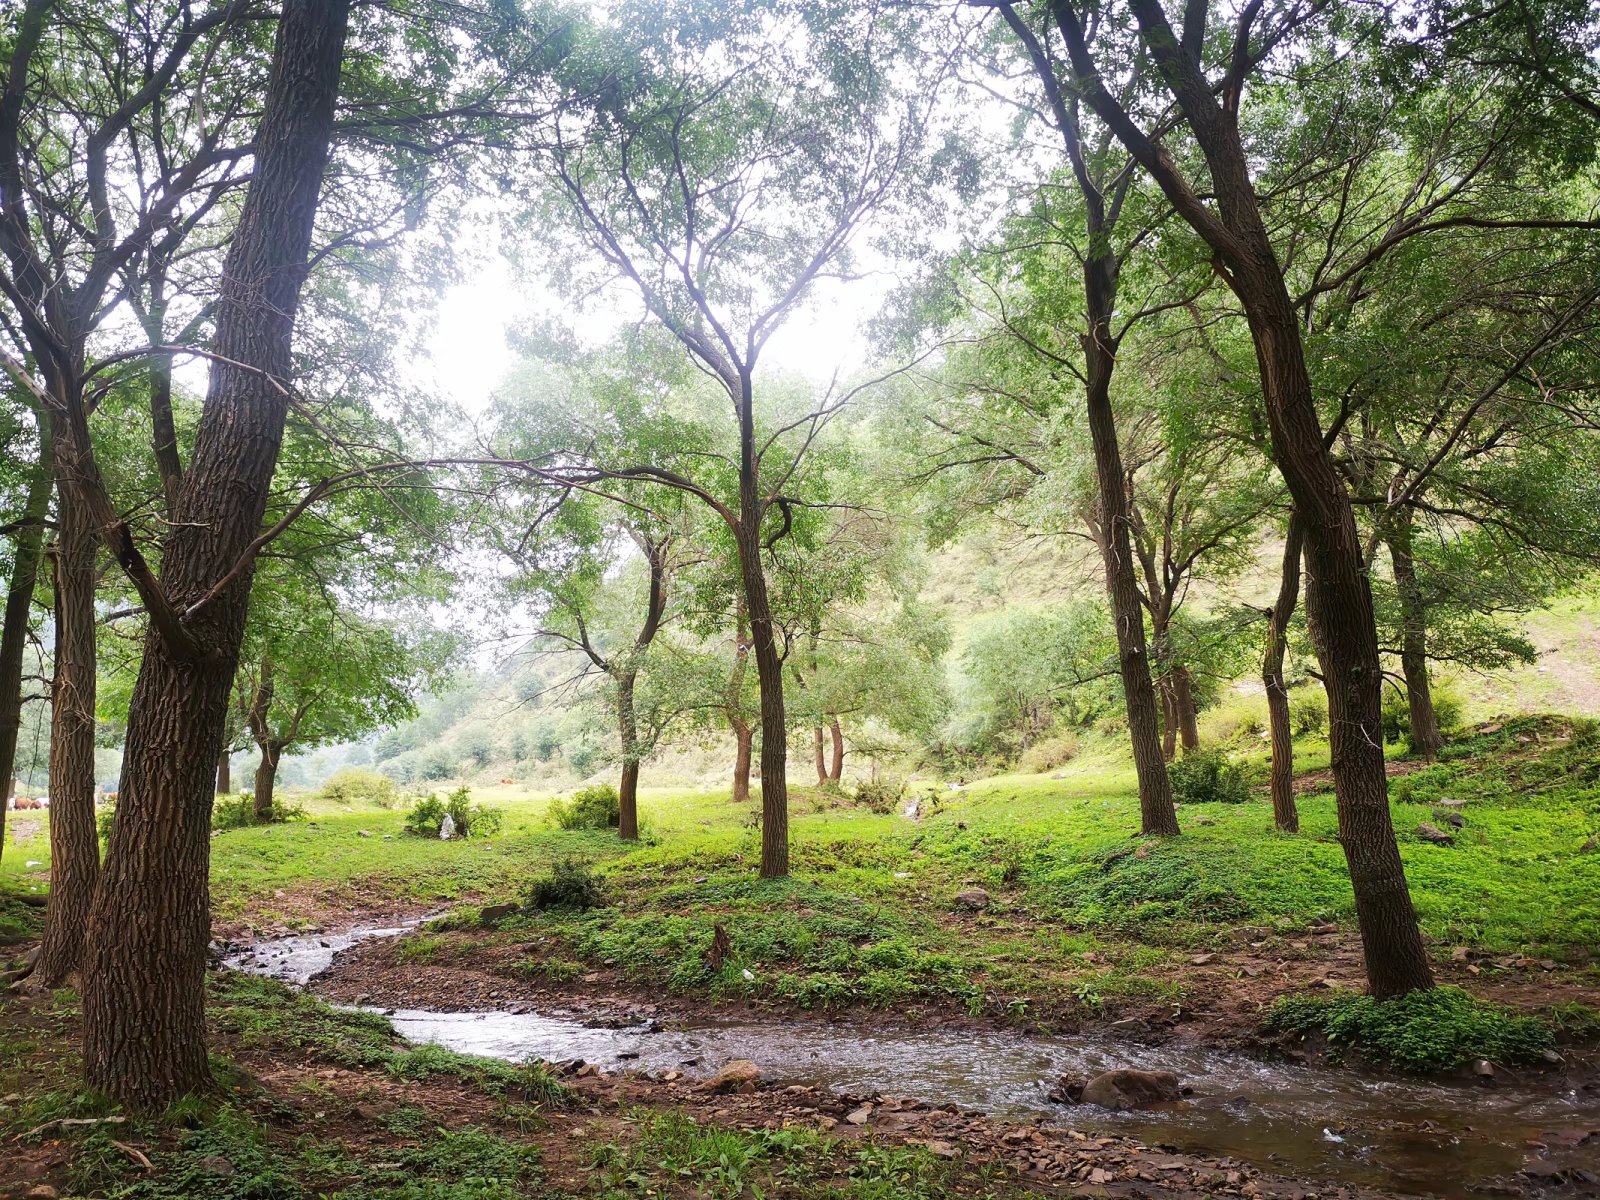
[226,924,1600,1195]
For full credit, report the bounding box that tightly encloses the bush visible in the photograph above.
[214,792,304,829]
[403,786,503,839]
[1267,986,1555,1072]
[1381,681,1465,745]
[548,783,620,830]
[524,857,607,912]
[1167,749,1253,805]
[1288,685,1328,736]
[1019,733,1079,773]
[854,775,906,814]
[319,767,399,809]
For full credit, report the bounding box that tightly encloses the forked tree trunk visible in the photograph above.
[1159,681,1178,762]
[615,670,640,840]
[0,421,51,856]
[36,467,99,985]
[731,718,753,806]
[828,718,843,781]
[1264,512,1305,833]
[1078,3,1432,994]
[1172,666,1200,753]
[1385,512,1442,759]
[216,748,231,795]
[81,0,351,1109]
[813,725,827,785]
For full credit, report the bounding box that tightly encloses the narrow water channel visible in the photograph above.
[226,925,1600,1196]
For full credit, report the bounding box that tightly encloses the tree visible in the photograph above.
[1262,512,1305,832]
[1038,0,1439,996]
[0,410,49,848]
[78,0,353,1108]
[521,0,962,874]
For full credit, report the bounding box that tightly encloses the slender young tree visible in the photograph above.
[1263,511,1305,832]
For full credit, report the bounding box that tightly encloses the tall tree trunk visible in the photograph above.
[813,725,827,785]
[1385,511,1442,759]
[733,371,788,877]
[81,0,351,1110]
[615,669,639,840]
[252,743,281,822]
[36,466,99,985]
[731,718,753,806]
[828,718,843,782]
[1172,666,1200,753]
[1079,7,1432,993]
[0,419,51,853]
[1083,255,1177,836]
[216,748,231,795]
[1264,512,1305,833]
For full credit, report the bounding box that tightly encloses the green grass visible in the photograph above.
[1267,986,1557,1071]
[588,1110,1022,1200]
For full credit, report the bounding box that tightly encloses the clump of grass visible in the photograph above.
[213,794,304,829]
[523,857,607,912]
[547,783,620,831]
[1267,986,1555,1071]
[319,767,400,809]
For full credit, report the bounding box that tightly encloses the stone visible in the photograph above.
[479,902,520,928]
[954,888,991,910]
[845,1104,873,1125]
[704,1059,760,1094]
[1434,810,1465,829]
[1077,1069,1183,1112]
[1474,1059,1496,1081]
[1416,821,1454,845]
[197,1156,235,1177]
[356,829,373,838]
[25,1188,60,1200]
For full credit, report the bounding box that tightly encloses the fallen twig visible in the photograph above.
[17,1115,127,1140]
[110,1138,153,1171]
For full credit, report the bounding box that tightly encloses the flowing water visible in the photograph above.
[226,924,1600,1195]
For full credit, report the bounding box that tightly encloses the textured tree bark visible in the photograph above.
[80,0,351,1109]
[1264,512,1305,833]
[1062,0,1432,993]
[731,719,753,806]
[1159,679,1178,762]
[615,670,640,840]
[36,463,99,986]
[1385,512,1442,759]
[253,743,281,821]
[0,422,51,854]
[1085,252,1177,836]
[1172,666,1200,753]
[216,748,231,795]
[812,725,827,785]
[828,718,843,782]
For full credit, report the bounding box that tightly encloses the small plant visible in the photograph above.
[548,783,620,830]
[1289,686,1328,736]
[1267,986,1555,1072]
[318,766,399,809]
[1168,749,1253,804]
[1020,732,1079,773]
[403,786,503,838]
[524,857,607,911]
[1382,682,1465,746]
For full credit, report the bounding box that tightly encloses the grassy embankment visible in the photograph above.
[7,717,1596,1033]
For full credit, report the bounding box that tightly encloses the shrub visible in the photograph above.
[319,766,399,809]
[854,775,906,814]
[1382,681,1465,745]
[548,783,620,830]
[1167,749,1253,805]
[524,857,607,912]
[1019,733,1079,773]
[1267,986,1555,1072]
[403,786,503,838]
[214,792,304,829]
[1288,685,1328,736]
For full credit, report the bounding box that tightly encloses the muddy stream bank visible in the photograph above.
[224,923,1600,1196]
